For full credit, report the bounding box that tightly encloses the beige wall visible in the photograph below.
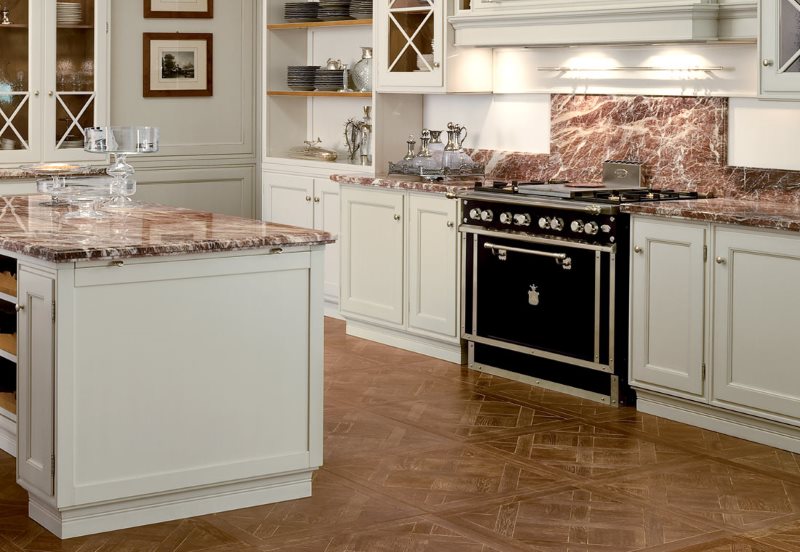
[110,0,258,217]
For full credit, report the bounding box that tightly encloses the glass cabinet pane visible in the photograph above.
[55,0,95,150]
[779,0,800,73]
[387,0,435,74]
[0,0,30,151]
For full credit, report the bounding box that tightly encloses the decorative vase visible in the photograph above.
[351,47,372,92]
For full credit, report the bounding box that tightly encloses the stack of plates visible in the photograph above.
[287,66,319,91]
[318,1,351,21]
[314,69,345,91]
[56,2,82,25]
[349,0,372,19]
[284,2,318,22]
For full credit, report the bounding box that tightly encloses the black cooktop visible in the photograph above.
[474,180,700,203]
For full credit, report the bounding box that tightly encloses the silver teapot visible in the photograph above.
[325,58,344,70]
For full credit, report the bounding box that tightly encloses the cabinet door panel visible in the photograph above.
[761,0,800,95]
[16,265,55,497]
[265,174,314,228]
[340,187,404,324]
[713,228,800,420]
[313,178,340,304]
[630,218,706,398]
[408,194,457,338]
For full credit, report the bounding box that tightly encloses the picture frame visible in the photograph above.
[143,33,213,98]
[144,0,213,19]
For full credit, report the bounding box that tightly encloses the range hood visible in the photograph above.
[450,1,756,47]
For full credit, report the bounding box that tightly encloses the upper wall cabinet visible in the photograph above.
[450,0,757,47]
[760,0,800,98]
[375,0,492,93]
[0,0,109,166]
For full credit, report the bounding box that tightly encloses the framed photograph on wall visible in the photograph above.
[144,0,213,19]
[143,33,213,97]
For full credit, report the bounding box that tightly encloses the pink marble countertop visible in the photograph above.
[0,167,108,180]
[331,174,480,195]
[0,195,334,263]
[622,198,800,233]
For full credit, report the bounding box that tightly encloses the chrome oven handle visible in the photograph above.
[484,242,572,270]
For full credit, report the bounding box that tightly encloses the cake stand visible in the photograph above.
[83,126,159,208]
[20,162,92,206]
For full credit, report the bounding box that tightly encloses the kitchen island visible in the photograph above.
[0,195,332,538]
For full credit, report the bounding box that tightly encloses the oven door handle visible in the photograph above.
[484,242,572,270]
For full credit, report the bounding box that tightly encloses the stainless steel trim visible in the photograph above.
[471,233,479,337]
[610,375,620,406]
[465,334,614,374]
[458,191,621,215]
[594,251,601,363]
[484,242,568,262]
[608,251,616,373]
[460,225,616,253]
[470,358,612,405]
[460,231,468,335]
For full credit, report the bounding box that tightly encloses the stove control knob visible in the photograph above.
[538,217,550,229]
[549,217,564,231]
[584,221,599,235]
[570,220,584,233]
[469,208,482,220]
[499,212,513,225]
[513,213,532,227]
[480,209,494,222]
[601,224,612,233]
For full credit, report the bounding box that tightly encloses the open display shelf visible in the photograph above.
[268,19,372,30]
[268,90,372,98]
[0,255,16,419]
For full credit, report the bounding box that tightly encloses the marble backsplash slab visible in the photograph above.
[468,94,800,203]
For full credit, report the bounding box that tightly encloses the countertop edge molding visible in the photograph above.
[331,174,477,196]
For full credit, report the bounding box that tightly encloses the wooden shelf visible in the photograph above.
[0,392,15,417]
[0,272,15,299]
[0,24,28,29]
[268,90,372,98]
[268,19,372,30]
[0,334,16,359]
[57,24,94,29]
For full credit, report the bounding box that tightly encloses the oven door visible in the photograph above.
[464,231,612,368]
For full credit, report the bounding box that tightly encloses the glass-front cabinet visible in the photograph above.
[0,0,108,164]
[376,0,444,90]
[760,0,800,96]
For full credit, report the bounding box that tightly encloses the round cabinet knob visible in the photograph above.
[570,220,584,233]
[763,59,774,67]
[499,212,513,225]
[14,304,24,312]
[513,213,531,227]
[538,217,550,229]
[584,221,599,235]
[480,210,494,222]
[394,214,401,221]
[634,246,643,254]
[469,208,482,220]
[716,256,726,265]
[549,217,564,231]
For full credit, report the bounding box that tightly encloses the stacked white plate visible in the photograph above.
[349,0,372,19]
[287,66,319,91]
[318,1,351,21]
[57,2,82,25]
[314,69,345,91]
[284,2,319,22]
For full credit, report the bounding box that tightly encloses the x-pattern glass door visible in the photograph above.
[761,0,800,94]
[378,0,443,88]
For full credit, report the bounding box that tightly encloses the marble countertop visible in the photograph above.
[622,198,800,233]
[0,167,108,180]
[331,174,480,195]
[0,195,334,263]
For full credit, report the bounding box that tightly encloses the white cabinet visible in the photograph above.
[630,217,707,399]
[374,0,492,93]
[264,173,340,306]
[630,215,800,452]
[759,0,800,97]
[408,193,458,338]
[0,0,109,165]
[340,185,462,362]
[340,186,404,325]
[712,226,800,422]
[16,263,55,498]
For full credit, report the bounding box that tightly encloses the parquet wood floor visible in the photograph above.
[1,318,799,551]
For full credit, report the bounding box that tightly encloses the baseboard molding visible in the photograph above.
[345,320,465,364]
[636,390,800,454]
[0,414,16,458]
[30,470,315,539]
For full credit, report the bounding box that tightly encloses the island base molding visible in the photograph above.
[636,390,800,454]
[28,469,314,540]
[0,415,15,457]
[345,320,466,364]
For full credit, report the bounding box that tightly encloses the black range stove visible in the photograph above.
[458,176,702,407]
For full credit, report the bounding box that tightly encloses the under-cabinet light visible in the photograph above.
[537,66,725,72]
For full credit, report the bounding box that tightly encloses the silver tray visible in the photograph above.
[388,162,486,181]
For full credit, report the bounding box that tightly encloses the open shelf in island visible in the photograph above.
[268,19,372,30]
[0,334,16,359]
[0,392,15,416]
[268,90,372,98]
